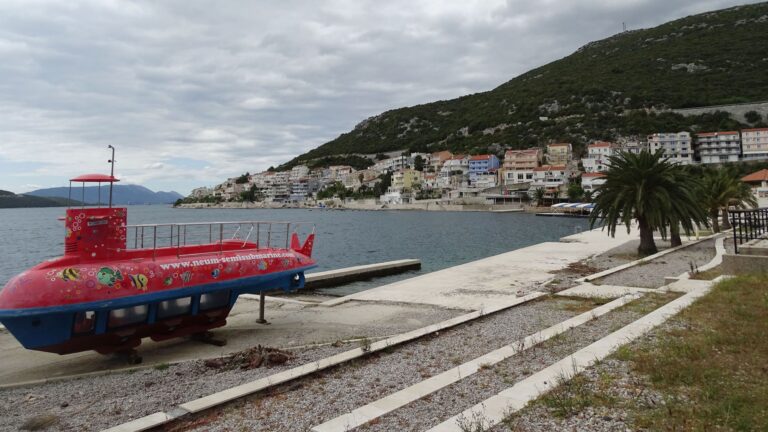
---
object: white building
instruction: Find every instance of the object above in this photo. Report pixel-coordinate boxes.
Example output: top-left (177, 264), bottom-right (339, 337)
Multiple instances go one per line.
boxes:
top-left (647, 132), bottom-right (694, 165)
top-left (696, 131), bottom-right (741, 164)
top-left (327, 165), bottom-right (354, 181)
top-left (438, 156), bottom-right (469, 188)
top-left (470, 172), bottom-right (498, 189)
top-left (582, 141), bottom-right (619, 173)
top-left (372, 156), bottom-right (408, 173)
top-left (409, 152), bottom-right (431, 169)
top-left (581, 172), bottom-right (606, 194)
top-left (290, 165), bottom-right (310, 181)
top-left (740, 128), bottom-right (768, 161)
top-left (380, 190), bottom-right (409, 205)
top-left (503, 169), bottom-right (534, 185)
top-left (289, 179), bottom-right (309, 202)
top-left (620, 140), bottom-right (648, 155)
top-left (266, 183), bottom-right (290, 202)
top-left (532, 165), bottom-right (568, 188)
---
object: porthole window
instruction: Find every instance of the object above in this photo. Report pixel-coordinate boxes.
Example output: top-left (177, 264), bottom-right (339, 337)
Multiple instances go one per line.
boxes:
top-left (73, 311), bottom-right (96, 334)
top-left (157, 297), bottom-right (192, 319)
top-left (108, 305), bottom-right (148, 328)
top-left (199, 291), bottom-right (230, 311)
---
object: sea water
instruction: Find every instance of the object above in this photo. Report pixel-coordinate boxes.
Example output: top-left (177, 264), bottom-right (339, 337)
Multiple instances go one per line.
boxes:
top-left (0, 206), bottom-right (591, 295)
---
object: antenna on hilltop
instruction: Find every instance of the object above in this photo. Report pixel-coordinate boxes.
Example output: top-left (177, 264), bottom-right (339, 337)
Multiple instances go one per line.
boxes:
top-left (107, 145), bottom-right (116, 207)
top-left (622, 22), bottom-right (627, 32)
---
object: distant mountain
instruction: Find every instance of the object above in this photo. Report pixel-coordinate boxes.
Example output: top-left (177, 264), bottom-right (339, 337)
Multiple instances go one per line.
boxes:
top-left (280, 2), bottom-right (768, 169)
top-left (0, 190), bottom-right (86, 208)
top-left (27, 185), bottom-right (183, 205)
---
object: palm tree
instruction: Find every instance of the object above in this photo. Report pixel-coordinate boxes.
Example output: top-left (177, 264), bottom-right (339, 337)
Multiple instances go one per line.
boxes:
top-left (533, 187), bottom-right (546, 207)
top-left (700, 169), bottom-right (758, 232)
top-left (589, 150), bottom-right (704, 256)
top-left (723, 178), bottom-right (758, 229)
top-left (668, 168), bottom-right (709, 246)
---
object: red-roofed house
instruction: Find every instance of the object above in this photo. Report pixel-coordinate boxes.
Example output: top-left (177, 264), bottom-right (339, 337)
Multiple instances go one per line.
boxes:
top-left (468, 154), bottom-right (500, 184)
top-left (581, 172), bottom-right (606, 194)
top-left (429, 150), bottom-right (453, 172)
top-left (742, 169), bottom-right (768, 201)
top-left (502, 148), bottom-right (542, 186)
top-left (696, 131), bottom-right (741, 164)
top-left (741, 128), bottom-right (768, 162)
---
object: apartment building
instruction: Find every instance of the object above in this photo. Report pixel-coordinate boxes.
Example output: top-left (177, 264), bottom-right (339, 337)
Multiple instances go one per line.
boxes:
top-left (696, 131), bottom-right (741, 164)
top-left (582, 141), bottom-right (619, 173)
top-left (502, 148), bottom-right (541, 186)
top-left (741, 128), bottom-right (768, 161)
top-left (546, 143), bottom-right (572, 165)
top-left (647, 132), bottom-right (693, 165)
top-left (392, 169), bottom-right (423, 191)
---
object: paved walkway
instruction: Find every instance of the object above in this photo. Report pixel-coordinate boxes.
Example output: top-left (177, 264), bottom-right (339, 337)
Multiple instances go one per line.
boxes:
top-left (322, 227), bottom-right (638, 310)
top-left (0, 297), bottom-right (457, 386)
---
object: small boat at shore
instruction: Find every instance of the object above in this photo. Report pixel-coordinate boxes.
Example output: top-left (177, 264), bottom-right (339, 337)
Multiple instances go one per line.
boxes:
top-left (0, 150), bottom-right (316, 359)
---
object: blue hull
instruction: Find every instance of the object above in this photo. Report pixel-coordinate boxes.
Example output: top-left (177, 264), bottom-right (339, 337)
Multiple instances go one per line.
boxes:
top-left (0, 266), bottom-right (313, 353)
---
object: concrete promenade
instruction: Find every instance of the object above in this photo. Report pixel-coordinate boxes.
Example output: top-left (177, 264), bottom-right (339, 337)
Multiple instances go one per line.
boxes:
top-left (322, 227), bottom-right (637, 310)
top-left (0, 226), bottom-right (639, 386)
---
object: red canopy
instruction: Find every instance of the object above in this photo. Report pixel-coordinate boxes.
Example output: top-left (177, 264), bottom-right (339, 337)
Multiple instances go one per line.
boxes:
top-left (69, 174), bottom-right (120, 183)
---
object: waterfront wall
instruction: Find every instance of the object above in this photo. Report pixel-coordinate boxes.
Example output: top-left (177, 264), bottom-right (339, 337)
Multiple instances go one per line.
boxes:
top-left (177, 201), bottom-right (525, 212)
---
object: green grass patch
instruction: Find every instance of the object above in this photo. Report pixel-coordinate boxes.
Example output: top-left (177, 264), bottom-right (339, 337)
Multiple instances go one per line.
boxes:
top-left (622, 292), bottom-right (678, 315)
top-left (625, 274), bottom-right (768, 430)
top-left (556, 297), bottom-right (610, 314)
top-left (689, 266), bottom-right (723, 280)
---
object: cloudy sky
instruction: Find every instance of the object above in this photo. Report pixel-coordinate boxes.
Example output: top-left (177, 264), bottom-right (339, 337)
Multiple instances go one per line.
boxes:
top-left (0, 0), bottom-right (759, 195)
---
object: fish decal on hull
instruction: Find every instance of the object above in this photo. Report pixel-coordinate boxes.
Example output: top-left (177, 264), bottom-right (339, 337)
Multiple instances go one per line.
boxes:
top-left (180, 271), bottom-right (192, 283)
top-left (127, 274), bottom-right (148, 291)
top-left (97, 267), bottom-right (123, 287)
top-left (59, 268), bottom-right (80, 282)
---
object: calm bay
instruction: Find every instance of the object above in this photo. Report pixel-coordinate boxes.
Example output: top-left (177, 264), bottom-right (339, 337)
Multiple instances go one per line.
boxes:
top-left (0, 206), bottom-right (591, 295)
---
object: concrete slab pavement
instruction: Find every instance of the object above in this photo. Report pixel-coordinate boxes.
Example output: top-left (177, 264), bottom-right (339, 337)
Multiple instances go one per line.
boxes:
top-left (0, 297), bottom-right (459, 387)
top-left (556, 284), bottom-right (656, 299)
top-left (323, 228), bottom-right (639, 310)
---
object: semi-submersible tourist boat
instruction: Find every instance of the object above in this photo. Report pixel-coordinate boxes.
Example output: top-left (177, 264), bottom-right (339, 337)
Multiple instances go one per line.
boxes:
top-left (0, 151), bottom-right (316, 360)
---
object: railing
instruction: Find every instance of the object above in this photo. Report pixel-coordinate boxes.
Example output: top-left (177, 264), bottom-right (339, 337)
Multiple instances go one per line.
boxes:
top-left (126, 221), bottom-right (315, 259)
top-left (729, 208), bottom-right (768, 254)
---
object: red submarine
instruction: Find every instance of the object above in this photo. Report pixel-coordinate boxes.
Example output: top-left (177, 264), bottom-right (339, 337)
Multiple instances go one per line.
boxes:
top-left (0, 148), bottom-right (316, 360)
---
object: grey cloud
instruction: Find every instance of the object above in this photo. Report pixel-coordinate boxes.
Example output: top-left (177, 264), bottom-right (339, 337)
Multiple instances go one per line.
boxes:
top-left (0, 0), bottom-right (760, 194)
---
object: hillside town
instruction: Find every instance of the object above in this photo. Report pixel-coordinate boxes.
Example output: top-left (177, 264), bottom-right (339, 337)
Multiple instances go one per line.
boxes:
top-left (183, 127), bottom-right (768, 207)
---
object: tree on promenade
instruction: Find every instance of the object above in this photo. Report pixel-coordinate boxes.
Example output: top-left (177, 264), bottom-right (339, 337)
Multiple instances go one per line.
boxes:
top-left (668, 168), bottom-right (709, 246)
top-left (700, 168), bottom-right (758, 232)
top-left (589, 150), bottom-right (703, 256)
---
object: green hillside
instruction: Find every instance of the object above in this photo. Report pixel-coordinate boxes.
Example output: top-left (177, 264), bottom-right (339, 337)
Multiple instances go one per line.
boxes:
top-left (0, 191), bottom-right (85, 208)
top-left (281, 2), bottom-right (768, 169)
